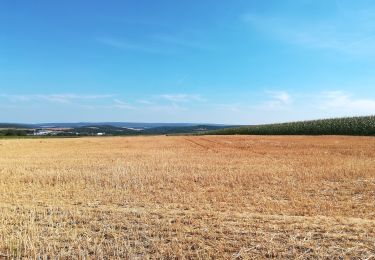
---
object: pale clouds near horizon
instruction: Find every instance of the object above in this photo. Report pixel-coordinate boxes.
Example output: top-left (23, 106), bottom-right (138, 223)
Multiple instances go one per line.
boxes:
top-left (1, 90), bottom-right (374, 124)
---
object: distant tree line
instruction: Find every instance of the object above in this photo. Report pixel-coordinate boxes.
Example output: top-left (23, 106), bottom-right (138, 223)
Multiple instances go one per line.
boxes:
top-left (0, 129), bottom-right (30, 136)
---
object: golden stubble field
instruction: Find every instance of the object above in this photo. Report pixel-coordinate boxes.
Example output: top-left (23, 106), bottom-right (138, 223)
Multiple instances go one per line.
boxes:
top-left (0, 135), bottom-right (374, 259)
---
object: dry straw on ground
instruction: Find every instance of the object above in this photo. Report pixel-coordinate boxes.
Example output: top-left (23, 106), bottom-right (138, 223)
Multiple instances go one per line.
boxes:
top-left (0, 135), bottom-right (374, 258)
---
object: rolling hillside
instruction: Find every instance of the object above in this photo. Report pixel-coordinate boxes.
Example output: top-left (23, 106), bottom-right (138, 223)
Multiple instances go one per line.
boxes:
top-left (0, 123), bottom-right (234, 136)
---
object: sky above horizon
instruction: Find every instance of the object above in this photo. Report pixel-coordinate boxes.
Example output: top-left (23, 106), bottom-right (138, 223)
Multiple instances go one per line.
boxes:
top-left (1, 0), bottom-right (375, 124)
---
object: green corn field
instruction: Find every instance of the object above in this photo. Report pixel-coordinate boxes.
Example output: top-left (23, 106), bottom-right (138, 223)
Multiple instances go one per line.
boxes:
top-left (205, 116), bottom-right (375, 136)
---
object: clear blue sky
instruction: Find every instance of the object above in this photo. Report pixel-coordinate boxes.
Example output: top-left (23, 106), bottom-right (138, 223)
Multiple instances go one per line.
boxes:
top-left (1, 0), bottom-right (375, 124)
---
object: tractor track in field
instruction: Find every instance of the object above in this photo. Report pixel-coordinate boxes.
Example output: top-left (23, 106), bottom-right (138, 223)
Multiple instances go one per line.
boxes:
top-left (198, 137), bottom-right (227, 147)
top-left (185, 137), bottom-right (276, 160)
top-left (183, 138), bottom-right (211, 150)
top-left (184, 138), bottom-right (231, 154)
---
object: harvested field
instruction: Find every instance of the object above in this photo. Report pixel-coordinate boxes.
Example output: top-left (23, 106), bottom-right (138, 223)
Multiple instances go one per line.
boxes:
top-left (0, 135), bottom-right (375, 258)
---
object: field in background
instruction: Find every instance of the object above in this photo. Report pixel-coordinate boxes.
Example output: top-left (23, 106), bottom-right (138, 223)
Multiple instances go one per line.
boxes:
top-left (0, 136), bottom-right (375, 258)
top-left (207, 115), bottom-right (375, 136)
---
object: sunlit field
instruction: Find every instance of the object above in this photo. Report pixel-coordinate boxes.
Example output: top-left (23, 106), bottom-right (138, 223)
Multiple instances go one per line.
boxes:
top-left (0, 136), bottom-right (374, 258)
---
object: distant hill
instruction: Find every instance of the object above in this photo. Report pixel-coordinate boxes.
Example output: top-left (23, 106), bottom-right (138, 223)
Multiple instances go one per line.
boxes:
top-left (0, 123), bottom-right (31, 129)
top-left (143, 125), bottom-right (236, 135)
top-left (32, 122), bottom-right (216, 129)
top-left (57, 124), bottom-right (235, 136)
top-left (63, 125), bottom-right (139, 136)
top-left (204, 116), bottom-right (375, 136)
top-left (0, 122), bottom-right (235, 137)
top-left (5, 116), bottom-right (375, 137)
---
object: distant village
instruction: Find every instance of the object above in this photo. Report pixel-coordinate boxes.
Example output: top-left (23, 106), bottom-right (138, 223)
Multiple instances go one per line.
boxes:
top-left (33, 128), bottom-right (105, 136)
